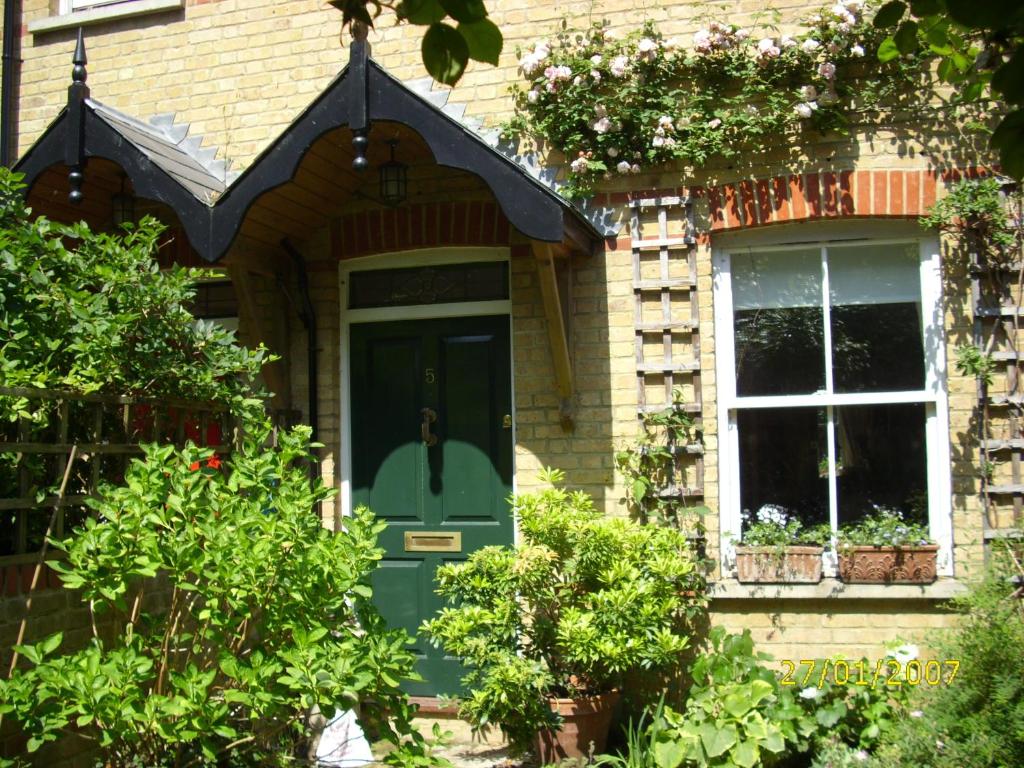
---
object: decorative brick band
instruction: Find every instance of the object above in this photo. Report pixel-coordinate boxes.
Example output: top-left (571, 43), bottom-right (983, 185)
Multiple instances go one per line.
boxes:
top-left (698, 167), bottom-right (991, 235)
top-left (331, 200), bottom-right (512, 260)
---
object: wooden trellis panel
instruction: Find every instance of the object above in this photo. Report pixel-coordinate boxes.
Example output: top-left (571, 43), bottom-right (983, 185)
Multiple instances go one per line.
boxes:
top-left (971, 254), bottom-right (1024, 554)
top-left (0, 386), bottom-right (240, 561)
top-left (630, 194), bottom-right (704, 500)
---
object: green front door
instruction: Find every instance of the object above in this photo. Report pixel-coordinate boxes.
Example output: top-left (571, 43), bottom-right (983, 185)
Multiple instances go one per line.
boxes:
top-left (350, 315), bottom-right (513, 696)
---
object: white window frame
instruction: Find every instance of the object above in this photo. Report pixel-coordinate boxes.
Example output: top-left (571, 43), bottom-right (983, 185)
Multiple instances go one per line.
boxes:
top-left (712, 222), bottom-right (953, 577)
top-left (62, 0), bottom-right (135, 11)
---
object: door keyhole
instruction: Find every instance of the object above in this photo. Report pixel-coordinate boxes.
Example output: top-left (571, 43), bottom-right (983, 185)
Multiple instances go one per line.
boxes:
top-left (421, 407), bottom-right (439, 446)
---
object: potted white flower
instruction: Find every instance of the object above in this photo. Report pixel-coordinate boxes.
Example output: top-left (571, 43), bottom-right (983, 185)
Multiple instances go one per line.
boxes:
top-left (734, 505), bottom-right (831, 583)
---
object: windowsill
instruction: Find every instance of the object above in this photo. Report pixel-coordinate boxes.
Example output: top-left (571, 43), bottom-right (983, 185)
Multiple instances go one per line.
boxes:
top-left (710, 577), bottom-right (966, 601)
top-left (28, 0), bottom-right (184, 35)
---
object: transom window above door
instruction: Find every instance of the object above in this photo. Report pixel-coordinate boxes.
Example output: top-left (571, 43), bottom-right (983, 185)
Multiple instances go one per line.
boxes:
top-left (713, 233), bottom-right (952, 574)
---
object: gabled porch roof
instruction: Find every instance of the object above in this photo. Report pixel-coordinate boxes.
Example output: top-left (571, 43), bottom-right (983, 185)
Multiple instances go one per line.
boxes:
top-left (14, 29), bottom-right (603, 262)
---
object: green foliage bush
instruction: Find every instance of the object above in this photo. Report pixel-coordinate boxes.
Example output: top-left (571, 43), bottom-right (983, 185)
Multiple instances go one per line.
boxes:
top-left (870, 568), bottom-right (1024, 768)
top-left (602, 630), bottom-right (913, 767)
top-left (0, 424), bottom-right (443, 767)
top-left (421, 468), bottom-right (707, 753)
top-left (0, 168), bottom-right (268, 425)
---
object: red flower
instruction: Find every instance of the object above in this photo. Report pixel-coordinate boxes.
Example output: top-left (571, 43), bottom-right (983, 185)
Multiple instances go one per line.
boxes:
top-left (207, 455), bottom-right (222, 470)
top-left (189, 461), bottom-right (201, 471)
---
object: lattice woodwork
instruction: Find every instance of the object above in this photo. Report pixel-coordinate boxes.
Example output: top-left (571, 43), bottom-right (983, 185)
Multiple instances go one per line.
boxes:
top-left (629, 195), bottom-right (703, 500)
top-left (971, 252), bottom-right (1024, 556)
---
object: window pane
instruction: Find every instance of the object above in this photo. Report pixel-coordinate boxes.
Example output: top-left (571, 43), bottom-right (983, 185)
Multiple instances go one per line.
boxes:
top-left (732, 249), bottom-right (824, 396)
top-left (834, 403), bottom-right (928, 527)
top-left (738, 407), bottom-right (829, 531)
top-left (829, 244), bottom-right (924, 393)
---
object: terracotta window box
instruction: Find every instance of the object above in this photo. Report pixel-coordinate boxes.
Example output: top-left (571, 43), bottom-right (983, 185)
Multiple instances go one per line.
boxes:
top-left (837, 544), bottom-right (939, 584)
top-left (735, 545), bottom-right (824, 584)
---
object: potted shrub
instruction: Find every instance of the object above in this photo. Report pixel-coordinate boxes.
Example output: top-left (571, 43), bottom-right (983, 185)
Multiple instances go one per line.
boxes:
top-left (837, 506), bottom-right (937, 584)
top-left (421, 468), bottom-right (707, 762)
top-left (734, 506), bottom-right (831, 583)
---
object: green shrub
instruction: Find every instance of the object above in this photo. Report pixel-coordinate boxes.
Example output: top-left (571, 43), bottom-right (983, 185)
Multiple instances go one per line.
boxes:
top-left (0, 423), bottom-right (445, 767)
top-left (870, 569), bottom-right (1024, 768)
top-left (421, 468), bottom-right (707, 753)
top-left (0, 168), bottom-right (268, 425)
top-left (650, 628), bottom-right (815, 768)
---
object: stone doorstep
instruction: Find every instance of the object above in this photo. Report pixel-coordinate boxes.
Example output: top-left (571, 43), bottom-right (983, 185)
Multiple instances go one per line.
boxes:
top-left (408, 699), bottom-right (521, 768)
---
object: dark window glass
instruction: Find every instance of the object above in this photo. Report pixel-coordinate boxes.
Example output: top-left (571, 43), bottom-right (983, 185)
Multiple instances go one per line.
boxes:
top-left (829, 244), bottom-right (924, 393)
top-left (349, 262), bottom-right (509, 309)
top-left (732, 249), bottom-right (825, 396)
top-left (738, 407), bottom-right (830, 530)
top-left (835, 403), bottom-right (928, 527)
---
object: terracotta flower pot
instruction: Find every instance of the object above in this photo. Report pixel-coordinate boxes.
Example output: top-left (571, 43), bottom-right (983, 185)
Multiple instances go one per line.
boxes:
top-left (532, 691), bottom-right (620, 763)
top-left (735, 545), bottom-right (824, 583)
top-left (837, 544), bottom-right (938, 584)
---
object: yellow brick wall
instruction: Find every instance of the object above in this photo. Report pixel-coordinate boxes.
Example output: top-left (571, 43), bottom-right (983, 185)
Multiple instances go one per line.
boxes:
top-left (7, 0), bottom-right (995, 668)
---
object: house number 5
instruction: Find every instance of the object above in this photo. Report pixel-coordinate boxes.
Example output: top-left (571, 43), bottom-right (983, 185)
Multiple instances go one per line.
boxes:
top-left (425, 368), bottom-right (436, 384)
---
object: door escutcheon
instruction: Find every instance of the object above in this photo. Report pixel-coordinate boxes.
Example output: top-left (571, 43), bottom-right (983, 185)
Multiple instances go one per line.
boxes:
top-left (421, 407), bottom-right (438, 446)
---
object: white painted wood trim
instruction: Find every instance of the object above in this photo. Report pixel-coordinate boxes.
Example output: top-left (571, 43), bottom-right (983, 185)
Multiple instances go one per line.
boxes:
top-left (31, 0), bottom-right (183, 33)
top-left (714, 234), bottom-right (954, 577)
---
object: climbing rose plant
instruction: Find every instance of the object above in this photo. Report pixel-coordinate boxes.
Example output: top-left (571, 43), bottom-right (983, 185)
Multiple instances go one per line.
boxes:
top-left (506, 1), bottom-right (937, 197)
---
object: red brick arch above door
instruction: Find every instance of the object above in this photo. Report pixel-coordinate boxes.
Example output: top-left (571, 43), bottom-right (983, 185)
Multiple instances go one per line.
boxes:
top-left (331, 201), bottom-right (513, 260)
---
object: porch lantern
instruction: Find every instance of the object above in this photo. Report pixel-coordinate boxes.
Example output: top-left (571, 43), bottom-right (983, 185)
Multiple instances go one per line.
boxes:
top-left (378, 139), bottom-right (407, 207)
top-left (111, 174), bottom-right (135, 225)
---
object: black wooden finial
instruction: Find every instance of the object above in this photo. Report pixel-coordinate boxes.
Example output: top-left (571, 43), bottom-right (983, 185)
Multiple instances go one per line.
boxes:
top-left (66, 29), bottom-right (90, 204)
top-left (347, 21), bottom-right (371, 171)
top-left (72, 27), bottom-right (87, 85)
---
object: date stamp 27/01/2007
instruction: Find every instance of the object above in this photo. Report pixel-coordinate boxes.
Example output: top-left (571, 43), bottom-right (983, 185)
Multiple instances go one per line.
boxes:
top-left (778, 659), bottom-right (960, 689)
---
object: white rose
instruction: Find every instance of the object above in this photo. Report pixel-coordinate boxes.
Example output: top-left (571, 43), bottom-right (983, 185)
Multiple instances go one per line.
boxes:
top-left (801, 39), bottom-right (820, 53)
top-left (590, 54), bottom-right (602, 66)
top-left (800, 84), bottom-right (818, 100)
top-left (794, 102), bottom-right (815, 118)
top-left (850, 43), bottom-right (865, 57)
top-left (616, 160), bottom-right (632, 173)
top-left (818, 61), bottom-right (837, 80)
top-left (607, 146), bottom-right (619, 158)
top-left (526, 88), bottom-right (540, 104)
top-left (781, 36), bottom-right (798, 48)
top-left (693, 29), bottom-right (713, 53)
top-left (708, 118), bottom-right (722, 129)
top-left (610, 55), bottom-right (629, 77)
top-left (592, 117), bottom-right (612, 134)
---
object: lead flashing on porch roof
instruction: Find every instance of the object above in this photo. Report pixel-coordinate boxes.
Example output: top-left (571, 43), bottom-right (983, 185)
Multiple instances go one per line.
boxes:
top-left (88, 101), bottom-right (235, 203)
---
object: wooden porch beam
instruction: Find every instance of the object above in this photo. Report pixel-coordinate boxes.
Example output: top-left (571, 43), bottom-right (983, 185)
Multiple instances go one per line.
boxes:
top-left (532, 241), bottom-right (574, 431)
top-left (227, 265), bottom-right (288, 412)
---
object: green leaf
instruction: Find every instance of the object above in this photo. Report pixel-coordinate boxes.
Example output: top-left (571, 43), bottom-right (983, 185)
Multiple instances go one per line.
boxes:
top-left (992, 49), bottom-right (1024, 104)
top-left (398, 0), bottom-right (446, 25)
top-left (723, 692), bottom-right (752, 718)
top-left (873, 1), bottom-right (907, 28)
top-left (894, 20), bottom-right (919, 55)
top-left (458, 19), bottom-right (502, 65)
top-left (422, 22), bottom-right (469, 85)
top-left (439, 0), bottom-right (487, 23)
top-left (992, 109), bottom-right (1024, 180)
top-left (909, 0), bottom-right (942, 14)
top-left (731, 740), bottom-right (760, 768)
top-left (878, 36), bottom-right (901, 62)
top-left (653, 738), bottom-right (687, 768)
top-left (699, 722), bottom-right (738, 758)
